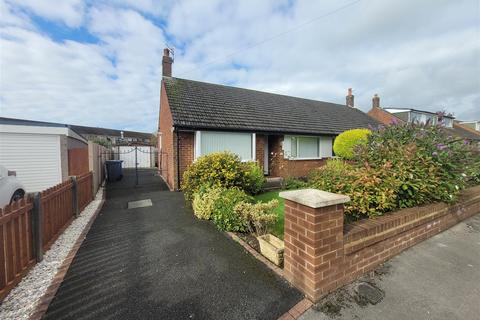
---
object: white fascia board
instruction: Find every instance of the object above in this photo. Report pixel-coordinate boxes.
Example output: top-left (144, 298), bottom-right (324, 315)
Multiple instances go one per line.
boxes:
top-left (0, 124), bottom-right (69, 135)
top-left (0, 124), bottom-right (87, 143)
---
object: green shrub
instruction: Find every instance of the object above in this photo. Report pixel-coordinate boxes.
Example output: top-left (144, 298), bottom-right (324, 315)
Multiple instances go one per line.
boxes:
top-left (309, 160), bottom-right (398, 218)
top-left (283, 177), bottom-right (308, 190)
top-left (234, 200), bottom-right (279, 235)
top-left (182, 152), bottom-right (265, 200)
top-left (243, 161), bottom-right (266, 195)
top-left (333, 128), bottom-right (371, 159)
top-left (309, 124), bottom-right (479, 219)
top-left (357, 123), bottom-right (479, 205)
top-left (308, 159), bottom-right (354, 191)
top-left (211, 188), bottom-right (253, 232)
top-left (192, 185), bottom-right (222, 220)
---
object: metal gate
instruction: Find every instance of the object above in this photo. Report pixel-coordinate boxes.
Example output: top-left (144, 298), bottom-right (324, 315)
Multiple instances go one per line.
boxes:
top-left (117, 146), bottom-right (154, 168)
top-left (100, 146), bottom-right (160, 187)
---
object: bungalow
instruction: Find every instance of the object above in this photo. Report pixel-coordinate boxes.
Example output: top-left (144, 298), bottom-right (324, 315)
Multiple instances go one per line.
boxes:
top-left (367, 95), bottom-right (480, 142)
top-left (157, 49), bottom-right (379, 190)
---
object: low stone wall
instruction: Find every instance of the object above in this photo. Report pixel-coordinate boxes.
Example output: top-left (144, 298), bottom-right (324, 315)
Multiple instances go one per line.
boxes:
top-left (280, 185), bottom-right (480, 301)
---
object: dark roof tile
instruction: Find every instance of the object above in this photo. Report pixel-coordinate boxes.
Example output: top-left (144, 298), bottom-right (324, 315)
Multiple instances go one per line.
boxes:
top-left (164, 77), bottom-right (379, 135)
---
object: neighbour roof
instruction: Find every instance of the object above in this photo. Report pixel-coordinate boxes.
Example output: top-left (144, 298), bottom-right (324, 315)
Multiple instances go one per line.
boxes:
top-left (384, 108), bottom-right (454, 118)
top-left (0, 117), bottom-right (151, 140)
top-left (163, 77), bottom-right (379, 135)
top-left (69, 125), bottom-right (151, 140)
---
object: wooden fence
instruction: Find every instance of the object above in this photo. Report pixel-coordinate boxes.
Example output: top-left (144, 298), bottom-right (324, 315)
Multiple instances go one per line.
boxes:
top-left (0, 171), bottom-right (94, 301)
top-left (68, 148), bottom-right (89, 176)
top-left (0, 199), bottom-right (36, 302)
top-left (77, 172), bottom-right (93, 211)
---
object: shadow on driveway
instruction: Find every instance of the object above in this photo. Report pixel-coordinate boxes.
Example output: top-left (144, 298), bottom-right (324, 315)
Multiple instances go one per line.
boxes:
top-left (43, 169), bottom-right (302, 320)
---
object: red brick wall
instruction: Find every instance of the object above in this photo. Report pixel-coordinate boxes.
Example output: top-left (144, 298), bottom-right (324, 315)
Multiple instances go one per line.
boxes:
top-left (283, 185), bottom-right (480, 301)
top-left (178, 132), bottom-right (194, 189)
top-left (158, 81), bottom-right (175, 190)
top-left (256, 134), bottom-right (266, 173)
top-left (367, 107), bottom-right (404, 126)
top-left (269, 135), bottom-right (327, 178)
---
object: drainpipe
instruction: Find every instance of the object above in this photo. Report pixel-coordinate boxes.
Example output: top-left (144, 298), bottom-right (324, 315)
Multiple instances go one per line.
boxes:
top-left (175, 127), bottom-right (180, 191)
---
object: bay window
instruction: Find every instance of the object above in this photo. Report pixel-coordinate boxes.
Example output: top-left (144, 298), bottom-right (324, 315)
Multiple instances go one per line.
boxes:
top-left (283, 135), bottom-right (333, 159)
top-left (195, 131), bottom-right (255, 161)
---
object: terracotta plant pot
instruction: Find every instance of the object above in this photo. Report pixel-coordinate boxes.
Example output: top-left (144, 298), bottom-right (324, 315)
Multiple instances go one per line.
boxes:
top-left (257, 234), bottom-right (284, 267)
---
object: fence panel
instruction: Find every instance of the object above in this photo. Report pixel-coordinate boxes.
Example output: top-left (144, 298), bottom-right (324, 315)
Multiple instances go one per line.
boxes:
top-left (0, 199), bottom-right (35, 301)
top-left (41, 180), bottom-right (75, 251)
top-left (1, 171), bottom-right (95, 301)
top-left (68, 148), bottom-right (89, 176)
top-left (78, 172), bottom-right (93, 211)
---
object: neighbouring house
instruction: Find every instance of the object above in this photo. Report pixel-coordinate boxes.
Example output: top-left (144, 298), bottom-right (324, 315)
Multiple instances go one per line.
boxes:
top-left (0, 117), bottom-right (88, 192)
top-left (157, 48), bottom-right (379, 190)
top-left (69, 124), bottom-right (152, 146)
top-left (458, 120), bottom-right (480, 132)
top-left (366, 95), bottom-right (480, 143)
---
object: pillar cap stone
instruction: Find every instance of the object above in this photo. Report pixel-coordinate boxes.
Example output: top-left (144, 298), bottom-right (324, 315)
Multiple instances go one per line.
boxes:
top-left (279, 189), bottom-right (350, 209)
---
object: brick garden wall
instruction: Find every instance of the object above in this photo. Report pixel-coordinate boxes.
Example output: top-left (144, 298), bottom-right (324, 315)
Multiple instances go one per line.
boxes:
top-left (282, 185), bottom-right (480, 301)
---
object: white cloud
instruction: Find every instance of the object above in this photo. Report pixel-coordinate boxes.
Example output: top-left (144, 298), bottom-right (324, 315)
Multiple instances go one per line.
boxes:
top-left (0, 0), bottom-right (479, 132)
top-left (5, 0), bottom-right (85, 27)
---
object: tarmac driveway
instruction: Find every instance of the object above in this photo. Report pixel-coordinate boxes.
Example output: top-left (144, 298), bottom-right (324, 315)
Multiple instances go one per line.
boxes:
top-left (43, 169), bottom-right (302, 320)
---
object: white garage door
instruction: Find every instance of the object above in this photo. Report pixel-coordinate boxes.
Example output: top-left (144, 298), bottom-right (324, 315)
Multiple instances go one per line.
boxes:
top-left (0, 132), bottom-right (62, 192)
top-left (118, 146), bottom-right (152, 168)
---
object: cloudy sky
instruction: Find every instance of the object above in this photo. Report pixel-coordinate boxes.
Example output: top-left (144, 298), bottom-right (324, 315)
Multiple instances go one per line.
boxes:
top-left (0, 0), bottom-right (479, 132)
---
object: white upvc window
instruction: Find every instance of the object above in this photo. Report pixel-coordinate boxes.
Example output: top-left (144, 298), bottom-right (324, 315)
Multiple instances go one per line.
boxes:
top-left (195, 131), bottom-right (256, 161)
top-left (283, 135), bottom-right (333, 160)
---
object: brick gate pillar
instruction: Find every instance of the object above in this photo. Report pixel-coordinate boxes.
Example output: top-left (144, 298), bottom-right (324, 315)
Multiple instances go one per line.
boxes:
top-left (280, 189), bottom-right (350, 301)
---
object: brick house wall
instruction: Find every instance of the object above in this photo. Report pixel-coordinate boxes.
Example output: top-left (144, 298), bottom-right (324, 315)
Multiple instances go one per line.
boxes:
top-left (178, 131), bottom-right (194, 189)
top-left (255, 134), bottom-right (266, 173)
top-left (367, 107), bottom-right (404, 126)
top-left (158, 81), bottom-right (175, 189)
top-left (269, 135), bottom-right (327, 178)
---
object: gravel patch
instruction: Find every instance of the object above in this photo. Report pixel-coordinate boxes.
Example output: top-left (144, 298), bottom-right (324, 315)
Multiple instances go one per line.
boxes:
top-left (0, 187), bottom-right (105, 320)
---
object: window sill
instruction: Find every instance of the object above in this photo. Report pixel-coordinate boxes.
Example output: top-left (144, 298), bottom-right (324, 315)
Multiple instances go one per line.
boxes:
top-left (284, 157), bottom-right (330, 161)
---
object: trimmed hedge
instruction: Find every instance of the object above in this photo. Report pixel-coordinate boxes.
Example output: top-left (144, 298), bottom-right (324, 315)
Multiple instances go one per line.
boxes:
top-left (333, 128), bottom-right (370, 160)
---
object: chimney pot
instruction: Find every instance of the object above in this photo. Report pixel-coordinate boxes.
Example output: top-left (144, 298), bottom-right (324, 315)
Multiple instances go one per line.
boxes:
top-left (346, 88), bottom-right (354, 108)
top-left (162, 48), bottom-right (173, 77)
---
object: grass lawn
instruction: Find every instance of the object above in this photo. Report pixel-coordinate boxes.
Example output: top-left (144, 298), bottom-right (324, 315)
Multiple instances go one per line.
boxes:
top-left (254, 190), bottom-right (284, 239)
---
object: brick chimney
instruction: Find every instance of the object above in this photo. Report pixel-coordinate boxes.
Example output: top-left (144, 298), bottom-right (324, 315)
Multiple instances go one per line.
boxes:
top-left (162, 48), bottom-right (173, 77)
top-left (372, 93), bottom-right (380, 108)
top-left (346, 88), bottom-right (354, 107)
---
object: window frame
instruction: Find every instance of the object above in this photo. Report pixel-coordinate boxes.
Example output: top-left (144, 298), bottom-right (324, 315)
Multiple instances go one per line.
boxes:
top-left (283, 135), bottom-right (333, 160)
top-left (194, 130), bottom-right (256, 162)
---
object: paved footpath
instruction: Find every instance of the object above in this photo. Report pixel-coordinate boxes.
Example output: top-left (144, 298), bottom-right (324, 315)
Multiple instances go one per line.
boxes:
top-left (42, 169), bottom-right (302, 320)
top-left (300, 213), bottom-right (480, 320)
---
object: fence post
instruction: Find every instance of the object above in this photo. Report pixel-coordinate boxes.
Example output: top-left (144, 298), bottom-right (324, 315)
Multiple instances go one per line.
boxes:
top-left (90, 172), bottom-right (95, 201)
top-left (71, 176), bottom-right (79, 217)
top-left (31, 192), bottom-right (44, 262)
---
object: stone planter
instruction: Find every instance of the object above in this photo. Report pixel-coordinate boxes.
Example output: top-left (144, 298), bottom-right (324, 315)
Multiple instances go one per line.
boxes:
top-left (257, 234), bottom-right (284, 267)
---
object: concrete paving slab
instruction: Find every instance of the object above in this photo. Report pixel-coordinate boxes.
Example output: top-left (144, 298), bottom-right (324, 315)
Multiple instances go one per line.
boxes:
top-left (127, 199), bottom-right (152, 209)
top-left (300, 213), bottom-right (480, 320)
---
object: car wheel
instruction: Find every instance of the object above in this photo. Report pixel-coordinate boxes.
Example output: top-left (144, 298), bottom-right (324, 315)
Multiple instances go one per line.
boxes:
top-left (10, 189), bottom-right (25, 204)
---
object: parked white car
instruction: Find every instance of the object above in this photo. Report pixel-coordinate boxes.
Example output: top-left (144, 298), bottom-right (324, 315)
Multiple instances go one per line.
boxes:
top-left (0, 165), bottom-right (26, 207)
